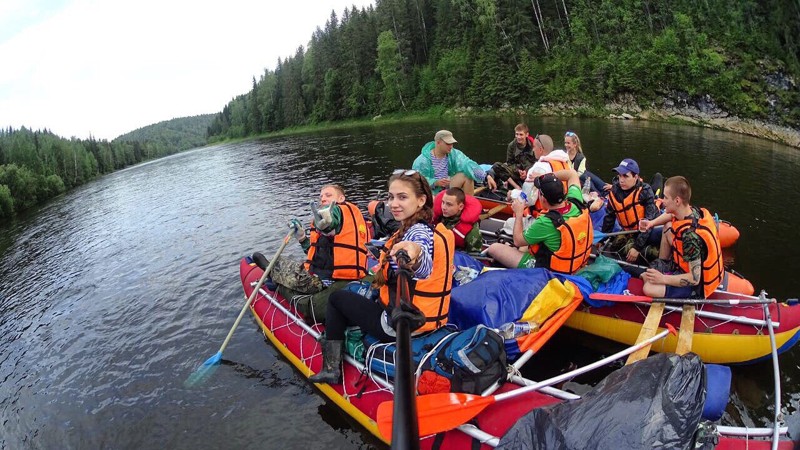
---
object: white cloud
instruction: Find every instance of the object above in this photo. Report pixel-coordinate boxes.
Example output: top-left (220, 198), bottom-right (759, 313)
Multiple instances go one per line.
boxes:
top-left (0, 0), bottom-right (374, 140)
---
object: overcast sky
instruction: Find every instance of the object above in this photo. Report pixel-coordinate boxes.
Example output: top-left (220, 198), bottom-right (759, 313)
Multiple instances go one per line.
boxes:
top-left (0, 0), bottom-right (374, 140)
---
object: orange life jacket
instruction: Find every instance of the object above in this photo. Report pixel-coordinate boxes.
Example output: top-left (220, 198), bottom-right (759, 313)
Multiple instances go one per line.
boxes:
top-left (671, 207), bottom-right (724, 298)
top-left (432, 190), bottom-right (481, 249)
top-left (607, 183), bottom-right (646, 230)
top-left (527, 196), bottom-right (548, 219)
top-left (378, 223), bottom-right (454, 333)
top-left (304, 202), bottom-right (369, 280)
top-left (543, 159), bottom-right (571, 193)
top-left (526, 159), bottom-right (569, 218)
top-left (532, 198), bottom-right (594, 274)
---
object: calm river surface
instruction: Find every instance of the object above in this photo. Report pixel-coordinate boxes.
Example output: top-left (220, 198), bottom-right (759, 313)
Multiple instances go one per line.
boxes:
top-left (1, 117), bottom-right (800, 449)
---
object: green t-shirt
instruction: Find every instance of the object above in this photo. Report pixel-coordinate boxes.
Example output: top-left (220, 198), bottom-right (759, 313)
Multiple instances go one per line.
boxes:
top-left (523, 185), bottom-right (584, 252)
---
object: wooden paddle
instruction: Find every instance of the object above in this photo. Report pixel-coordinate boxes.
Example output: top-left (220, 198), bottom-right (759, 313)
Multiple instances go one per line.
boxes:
top-left (479, 203), bottom-right (507, 220)
top-left (377, 325), bottom-right (676, 438)
top-left (185, 231), bottom-right (292, 387)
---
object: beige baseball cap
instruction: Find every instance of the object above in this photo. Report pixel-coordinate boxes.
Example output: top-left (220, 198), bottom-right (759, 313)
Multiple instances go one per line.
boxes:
top-left (434, 130), bottom-right (457, 144)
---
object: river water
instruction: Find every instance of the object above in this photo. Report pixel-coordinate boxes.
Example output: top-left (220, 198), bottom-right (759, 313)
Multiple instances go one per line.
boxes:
top-left (1, 117), bottom-right (799, 449)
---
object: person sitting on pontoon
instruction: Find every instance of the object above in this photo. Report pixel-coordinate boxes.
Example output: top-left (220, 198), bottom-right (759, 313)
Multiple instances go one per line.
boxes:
top-left (601, 158), bottom-right (661, 263)
top-left (309, 170), bottom-right (454, 384)
top-left (638, 176), bottom-right (724, 299)
top-left (485, 123), bottom-right (537, 191)
top-left (413, 130), bottom-right (487, 196)
top-left (433, 187), bottom-right (483, 254)
top-left (487, 169), bottom-right (593, 274)
top-left (252, 184), bottom-right (369, 323)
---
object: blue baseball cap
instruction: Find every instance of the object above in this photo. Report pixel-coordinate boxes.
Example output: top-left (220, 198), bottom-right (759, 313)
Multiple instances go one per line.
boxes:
top-left (612, 158), bottom-right (640, 175)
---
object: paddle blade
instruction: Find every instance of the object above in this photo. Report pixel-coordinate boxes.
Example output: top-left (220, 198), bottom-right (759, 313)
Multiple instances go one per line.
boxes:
top-left (377, 393), bottom-right (495, 439)
top-left (184, 351), bottom-right (222, 388)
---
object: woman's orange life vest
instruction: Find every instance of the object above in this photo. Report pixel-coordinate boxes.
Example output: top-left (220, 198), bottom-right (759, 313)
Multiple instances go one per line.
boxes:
top-left (526, 160), bottom-right (569, 218)
top-left (304, 202), bottom-right (369, 281)
top-left (542, 159), bottom-right (571, 192)
top-left (378, 223), bottom-right (455, 333)
top-left (607, 183), bottom-right (646, 230)
top-left (531, 198), bottom-right (594, 274)
top-left (671, 207), bottom-right (724, 298)
top-left (432, 190), bottom-right (481, 249)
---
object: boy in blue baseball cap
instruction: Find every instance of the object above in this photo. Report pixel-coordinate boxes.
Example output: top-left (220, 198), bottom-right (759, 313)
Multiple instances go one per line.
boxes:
top-left (600, 158), bottom-right (661, 263)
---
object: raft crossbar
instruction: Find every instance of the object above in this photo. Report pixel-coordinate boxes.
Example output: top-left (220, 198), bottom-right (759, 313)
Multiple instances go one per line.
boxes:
top-left (653, 303), bottom-right (779, 328)
top-left (253, 283), bottom-right (789, 447)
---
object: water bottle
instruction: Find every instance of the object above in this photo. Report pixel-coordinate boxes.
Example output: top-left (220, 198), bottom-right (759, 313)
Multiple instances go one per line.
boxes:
top-left (510, 189), bottom-right (528, 203)
top-left (581, 177), bottom-right (592, 196)
top-left (453, 266), bottom-right (479, 286)
top-left (496, 321), bottom-right (540, 339)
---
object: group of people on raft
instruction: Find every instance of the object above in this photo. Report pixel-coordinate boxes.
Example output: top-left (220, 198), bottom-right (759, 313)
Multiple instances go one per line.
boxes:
top-left (252, 126), bottom-right (725, 384)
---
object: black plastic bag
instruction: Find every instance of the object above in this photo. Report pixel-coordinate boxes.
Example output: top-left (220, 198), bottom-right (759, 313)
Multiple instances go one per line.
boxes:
top-left (498, 353), bottom-right (706, 450)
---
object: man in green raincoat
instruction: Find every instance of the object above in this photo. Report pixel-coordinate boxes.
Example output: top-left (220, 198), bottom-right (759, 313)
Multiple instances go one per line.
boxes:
top-left (412, 130), bottom-right (486, 195)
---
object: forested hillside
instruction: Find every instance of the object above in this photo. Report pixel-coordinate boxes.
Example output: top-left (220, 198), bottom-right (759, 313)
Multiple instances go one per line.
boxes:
top-left (0, 116), bottom-right (210, 222)
top-left (207, 0), bottom-right (799, 142)
top-left (115, 114), bottom-right (214, 154)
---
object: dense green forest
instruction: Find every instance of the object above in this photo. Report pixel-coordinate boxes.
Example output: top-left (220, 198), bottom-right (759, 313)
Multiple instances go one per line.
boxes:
top-left (0, 114), bottom-right (211, 222)
top-left (115, 114), bottom-right (214, 154)
top-left (207, 0), bottom-right (799, 141)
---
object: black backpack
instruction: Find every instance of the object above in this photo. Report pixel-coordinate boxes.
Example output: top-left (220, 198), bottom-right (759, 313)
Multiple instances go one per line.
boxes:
top-left (416, 325), bottom-right (507, 395)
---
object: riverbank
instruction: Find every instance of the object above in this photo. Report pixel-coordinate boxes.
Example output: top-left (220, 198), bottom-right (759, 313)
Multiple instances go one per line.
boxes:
top-left (534, 98), bottom-right (800, 149)
top-left (232, 103), bottom-right (800, 150)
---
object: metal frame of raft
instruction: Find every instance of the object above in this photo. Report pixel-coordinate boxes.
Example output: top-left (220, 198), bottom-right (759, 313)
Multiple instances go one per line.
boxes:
top-left (241, 259), bottom-right (792, 449)
top-left (476, 215), bottom-right (800, 364)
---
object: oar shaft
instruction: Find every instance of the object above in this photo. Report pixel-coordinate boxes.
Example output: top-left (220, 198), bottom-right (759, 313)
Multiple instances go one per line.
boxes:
top-left (590, 293), bottom-right (775, 305)
top-left (494, 327), bottom-right (672, 402)
top-left (597, 228), bottom-right (639, 238)
top-left (218, 234), bottom-right (291, 354)
top-left (605, 225), bottom-right (663, 237)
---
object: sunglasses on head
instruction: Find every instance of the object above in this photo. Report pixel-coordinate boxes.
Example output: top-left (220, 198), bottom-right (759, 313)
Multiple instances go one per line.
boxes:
top-left (565, 131), bottom-right (577, 137)
top-left (393, 169), bottom-right (418, 176)
top-left (534, 134), bottom-right (544, 147)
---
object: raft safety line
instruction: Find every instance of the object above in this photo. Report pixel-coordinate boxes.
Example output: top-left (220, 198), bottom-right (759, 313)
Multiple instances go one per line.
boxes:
top-left (253, 283), bottom-right (789, 446)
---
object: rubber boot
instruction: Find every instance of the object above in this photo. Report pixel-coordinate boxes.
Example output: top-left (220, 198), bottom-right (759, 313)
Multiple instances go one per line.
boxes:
top-left (309, 339), bottom-right (343, 384)
top-left (251, 252), bottom-right (277, 291)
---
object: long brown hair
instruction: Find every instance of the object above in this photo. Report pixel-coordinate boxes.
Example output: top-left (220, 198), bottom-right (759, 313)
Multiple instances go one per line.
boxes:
top-left (373, 171), bottom-right (433, 287)
top-left (390, 171), bottom-right (433, 236)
